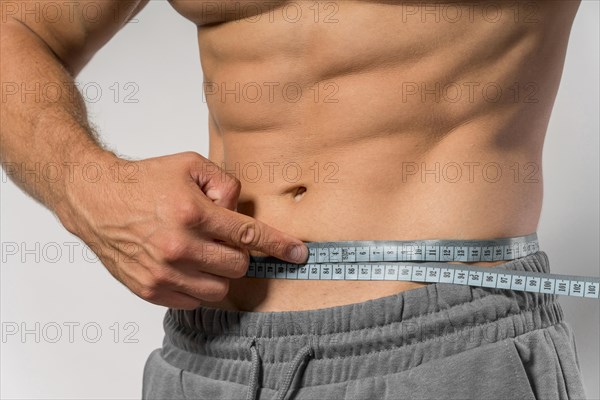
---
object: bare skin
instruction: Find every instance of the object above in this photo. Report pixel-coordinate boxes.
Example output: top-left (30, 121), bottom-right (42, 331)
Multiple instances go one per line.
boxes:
top-left (174, 0), bottom-right (581, 311)
top-left (0, 1), bottom-right (580, 312)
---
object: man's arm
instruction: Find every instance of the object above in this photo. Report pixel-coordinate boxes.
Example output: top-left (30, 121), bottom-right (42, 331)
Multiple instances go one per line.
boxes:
top-left (0, 0), bottom-right (308, 309)
top-left (0, 0), bottom-right (148, 209)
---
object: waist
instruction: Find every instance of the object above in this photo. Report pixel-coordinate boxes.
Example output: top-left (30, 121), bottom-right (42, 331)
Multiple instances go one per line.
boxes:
top-left (162, 252), bottom-right (563, 389)
top-left (210, 145), bottom-right (544, 310)
top-left (211, 235), bottom-right (542, 312)
top-left (234, 186), bottom-right (542, 246)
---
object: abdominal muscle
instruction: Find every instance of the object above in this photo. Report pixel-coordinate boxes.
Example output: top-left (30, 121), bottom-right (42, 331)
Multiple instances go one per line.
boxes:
top-left (176, 0), bottom-right (580, 311)
top-left (211, 132), bottom-right (543, 311)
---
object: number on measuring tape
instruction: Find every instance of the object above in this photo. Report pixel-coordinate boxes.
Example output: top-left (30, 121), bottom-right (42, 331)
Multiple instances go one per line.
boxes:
top-left (426, 267), bottom-right (440, 283)
top-left (440, 268), bottom-right (454, 283)
top-left (525, 277), bottom-right (541, 293)
top-left (342, 247), bottom-right (356, 262)
top-left (540, 278), bottom-right (555, 294)
top-left (357, 247), bottom-right (370, 262)
top-left (584, 282), bottom-right (599, 298)
top-left (385, 265), bottom-right (399, 280)
top-left (297, 265), bottom-right (309, 280)
top-left (384, 246), bottom-right (398, 261)
top-left (511, 275), bottom-right (526, 291)
top-left (570, 281), bottom-right (584, 297)
top-left (454, 270), bottom-right (468, 286)
top-left (372, 265), bottom-right (385, 280)
top-left (556, 279), bottom-right (569, 295)
top-left (468, 271), bottom-right (483, 286)
top-left (359, 265), bottom-right (371, 280)
top-left (468, 247), bottom-right (482, 262)
top-left (346, 265), bottom-right (358, 280)
top-left (413, 266), bottom-right (426, 282)
top-left (332, 265), bottom-right (344, 280)
top-left (399, 266), bottom-right (412, 281)
top-left (330, 248), bottom-right (342, 262)
top-left (482, 272), bottom-right (497, 288)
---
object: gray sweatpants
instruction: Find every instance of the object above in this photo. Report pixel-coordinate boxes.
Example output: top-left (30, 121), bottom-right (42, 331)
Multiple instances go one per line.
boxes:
top-left (142, 251), bottom-right (587, 400)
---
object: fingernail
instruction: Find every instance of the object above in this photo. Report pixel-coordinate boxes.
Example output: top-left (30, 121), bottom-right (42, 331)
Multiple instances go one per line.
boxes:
top-left (287, 244), bottom-right (308, 263)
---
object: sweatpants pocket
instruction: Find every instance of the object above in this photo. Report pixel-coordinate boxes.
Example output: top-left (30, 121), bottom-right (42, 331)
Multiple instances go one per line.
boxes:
top-left (513, 322), bottom-right (587, 400)
top-left (142, 348), bottom-right (251, 400)
top-left (180, 370), bottom-right (248, 400)
top-left (344, 338), bottom-right (538, 400)
top-left (142, 348), bottom-right (186, 400)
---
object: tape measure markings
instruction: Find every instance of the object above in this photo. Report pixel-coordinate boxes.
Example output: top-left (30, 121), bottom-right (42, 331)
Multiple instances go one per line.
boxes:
top-left (246, 261), bottom-right (599, 299)
top-left (246, 234), bottom-right (599, 300)
top-left (252, 233), bottom-right (540, 264)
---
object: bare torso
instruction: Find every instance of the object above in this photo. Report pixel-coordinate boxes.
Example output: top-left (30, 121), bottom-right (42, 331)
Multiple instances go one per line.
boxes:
top-left (167, 0), bottom-right (579, 311)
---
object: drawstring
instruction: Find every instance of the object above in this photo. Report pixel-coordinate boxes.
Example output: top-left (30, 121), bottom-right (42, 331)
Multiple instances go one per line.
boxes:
top-left (274, 344), bottom-right (314, 400)
top-left (246, 337), bottom-right (315, 400)
top-left (246, 338), bottom-right (261, 400)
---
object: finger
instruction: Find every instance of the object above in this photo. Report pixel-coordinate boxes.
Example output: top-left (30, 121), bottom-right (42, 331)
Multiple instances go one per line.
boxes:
top-left (134, 263), bottom-right (230, 305)
top-left (151, 230), bottom-right (250, 278)
top-left (204, 205), bottom-right (309, 264)
top-left (156, 291), bottom-right (204, 310)
top-left (168, 270), bottom-right (230, 303)
top-left (174, 240), bottom-right (250, 279)
top-left (187, 155), bottom-right (241, 211)
top-left (198, 241), bottom-right (250, 278)
top-left (130, 278), bottom-right (203, 310)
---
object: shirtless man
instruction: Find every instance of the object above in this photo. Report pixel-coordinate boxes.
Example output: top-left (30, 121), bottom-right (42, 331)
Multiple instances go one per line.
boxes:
top-left (0, 1), bottom-right (588, 399)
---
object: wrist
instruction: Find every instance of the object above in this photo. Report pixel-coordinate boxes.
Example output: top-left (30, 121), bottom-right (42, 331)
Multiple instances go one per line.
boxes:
top-left (53, 147), bottom-right (121, 233)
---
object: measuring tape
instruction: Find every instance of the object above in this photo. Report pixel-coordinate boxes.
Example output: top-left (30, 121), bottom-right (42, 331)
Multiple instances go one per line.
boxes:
top-left (247, 233), bottom-right (600, 300)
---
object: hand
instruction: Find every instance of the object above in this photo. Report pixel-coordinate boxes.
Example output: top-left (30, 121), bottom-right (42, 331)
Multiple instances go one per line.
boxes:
top-left (56, 151), bottom-right (308, 309)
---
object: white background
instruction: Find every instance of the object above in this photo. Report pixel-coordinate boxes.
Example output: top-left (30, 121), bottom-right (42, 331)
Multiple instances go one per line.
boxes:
top-left (1, 1), bottom-right (598, 399)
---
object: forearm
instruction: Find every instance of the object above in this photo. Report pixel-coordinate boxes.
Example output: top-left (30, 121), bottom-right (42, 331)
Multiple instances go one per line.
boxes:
top-left (0, 18), bottom-right (116, 215)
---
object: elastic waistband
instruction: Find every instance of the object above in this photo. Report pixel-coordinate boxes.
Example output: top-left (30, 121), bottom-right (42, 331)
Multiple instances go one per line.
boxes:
top-left (161, 251), bottom-right (564, 388)
top-left (166, 251), bottom-right (557, 339)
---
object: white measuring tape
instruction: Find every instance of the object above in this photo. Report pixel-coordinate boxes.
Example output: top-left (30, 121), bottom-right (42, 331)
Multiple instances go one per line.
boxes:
top-left (247, 233), bottom-right (600, 300)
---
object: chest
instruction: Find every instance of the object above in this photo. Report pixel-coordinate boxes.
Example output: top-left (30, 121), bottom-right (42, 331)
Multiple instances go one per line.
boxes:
top-left (167, 0), bottom-right (519, 26)
top-left (167, 0), bottom-right (296, 25)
